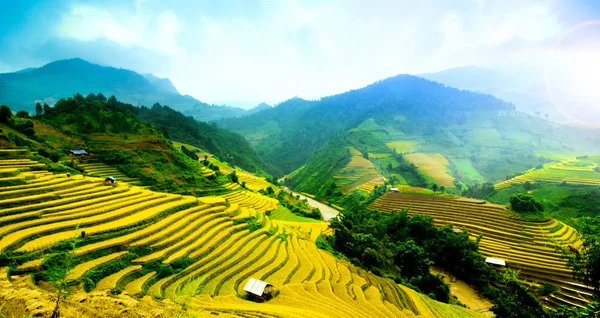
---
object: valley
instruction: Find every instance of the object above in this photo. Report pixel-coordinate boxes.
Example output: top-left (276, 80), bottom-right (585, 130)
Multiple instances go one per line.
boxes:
top-left (0, 59), bottom-right (599, 318)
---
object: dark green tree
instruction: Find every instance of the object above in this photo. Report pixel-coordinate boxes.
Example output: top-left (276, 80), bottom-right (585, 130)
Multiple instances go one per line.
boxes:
top-left (510, 194), bottom-right (544, 213)
top-left (491, 270), bottom-right (551, 318)
top-left (16, 110), bottom-right (30, 118)
top-left (35, 102), bottom-right (43, 116)
top-left (0, 105), bottom-right (12, 124)
top-left (229, 170), bottom-right (239, 183)
top-left (431, 183), bottom-right (438, 192)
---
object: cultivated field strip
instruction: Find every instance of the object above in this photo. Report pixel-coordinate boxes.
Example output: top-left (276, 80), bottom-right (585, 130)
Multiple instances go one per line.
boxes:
top-left (78, 162), bottom-right (141, 185)
top-left (371, 192), bottom-right (594, 308)
top-left (220, 190), bottom-right (278, 213)
top-left (0, 163), bottom-right (483, 317)
top-left (495, 158), bottom-right (600, 189)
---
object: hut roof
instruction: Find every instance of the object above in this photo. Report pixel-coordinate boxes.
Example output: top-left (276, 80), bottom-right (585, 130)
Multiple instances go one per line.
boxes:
top-left (485, 257), bottom-right (506, 266)
top-left (105, 176), bottom-right (116, 181)
top-left (244, 278), bottom-right (270, 296)
top-left (69, 150), bottom-right (88, 155)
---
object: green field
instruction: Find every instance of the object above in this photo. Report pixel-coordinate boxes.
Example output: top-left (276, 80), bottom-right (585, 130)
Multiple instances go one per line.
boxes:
top-left (450, 158), bottom-right (485, 183)
top-left (386, 140), bottom-right (418, 153)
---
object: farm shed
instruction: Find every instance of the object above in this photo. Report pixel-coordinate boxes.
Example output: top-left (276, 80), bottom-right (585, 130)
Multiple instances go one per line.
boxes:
top-left (104, 176), bottom-right (116, 184)
top-left (244, 278), bottom-right (275, 301)
top-left (485, 257), bottom-right (507, 267)
top-left (69, 149), bottom-right (88, 156)
top-left (390, 188), bottom-right (400, 193)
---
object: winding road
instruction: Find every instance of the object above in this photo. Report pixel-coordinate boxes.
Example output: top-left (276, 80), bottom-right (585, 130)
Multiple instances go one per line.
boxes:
top-left (282, 187), bottom-right (340, 221)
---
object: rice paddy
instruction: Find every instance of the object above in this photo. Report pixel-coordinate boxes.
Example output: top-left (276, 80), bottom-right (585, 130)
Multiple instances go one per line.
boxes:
top-left (371, 191), bottom-right (592, 309)
top-left (495, 157), bottom-right (600, 189)
top-left (0, 157), bottom-right (483, 317)
top-left (386, 140), bottom-right (419, 154)
top-left (405, 153), bottom-right (455, 187)
top-left (333, 148), bottom-right (386, 194)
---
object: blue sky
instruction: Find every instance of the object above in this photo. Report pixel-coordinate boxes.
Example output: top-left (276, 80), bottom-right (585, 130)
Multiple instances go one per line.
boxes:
top-left (0, 0), bottom-right (599, 108)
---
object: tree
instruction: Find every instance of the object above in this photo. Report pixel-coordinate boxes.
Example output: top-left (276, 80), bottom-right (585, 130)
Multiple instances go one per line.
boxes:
top-left (509, 194), bottom-right (544, 213)
top-left (16, 110), bottom-right (30, 118)
top-left (491, 270), bottom-right (551, 318)
top-left (229, 170), bottom-right (239, 183)
top-left (46, 230), bottom-right (80, 318)
top-left (0, 105), bottom-right (12, 124)
top-left (431, 184), bottom-right (438, 192)
top-left (43, 103), bottom-right (51, 115)
top-left (394, 240), bottom-right (431, 278)
top-left (35, 102), bottom-right (43, 116)
top-left (562, 222), bottom-right (600, 298)
top-left (439, 185), bottom-right (445, 193)
top-left (241, 181), bottom-right (247, 188)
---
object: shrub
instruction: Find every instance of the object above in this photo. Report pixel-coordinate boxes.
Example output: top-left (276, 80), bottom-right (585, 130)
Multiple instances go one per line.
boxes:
top-left (538, 283), bottom-right (558, 296)
top-left (510, 194), bottom-right (544, 213)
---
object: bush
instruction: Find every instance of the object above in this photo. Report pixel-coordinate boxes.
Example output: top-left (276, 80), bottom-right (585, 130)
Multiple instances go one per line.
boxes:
top-left (510, 194), bottom-right (544, 213)
top-left (538, 283), bottom-right (558, 296)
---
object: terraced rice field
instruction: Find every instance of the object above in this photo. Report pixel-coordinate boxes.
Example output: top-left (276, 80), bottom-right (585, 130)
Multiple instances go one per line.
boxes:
top-left (371, 192), bottom-right (593, 309)
top-left (405, 153), bottom-right (455, 188)
top-left (386, 140), bottom-right (418, 153)
top-left (495, 157), bottom-right (600, 189)
top-left (0, 158), bottom-right (483, 317)
top-left (220, 190), bottom-right (278, 213)
top-left (334, 148), bottom-right (385, 193)
top-left (78, 162), bottom-right (141, 185)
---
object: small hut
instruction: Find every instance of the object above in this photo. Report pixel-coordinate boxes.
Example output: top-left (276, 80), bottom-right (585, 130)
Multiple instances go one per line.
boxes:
top-left (104, 176), bottom-right (116, 185)
top-left (390, 188), bottom-right (400, 193)
top-left (69, 150), bottom-right (88, 156)
top-left (243, 278), bottom-right (275, 301)
top-left (452, 226), bottom-right (465, 234)
top-left (485, 257), bottom-right (507, 267)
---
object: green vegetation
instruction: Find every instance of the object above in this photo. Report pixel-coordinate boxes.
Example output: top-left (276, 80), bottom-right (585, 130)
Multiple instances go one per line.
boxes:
top-left (509, 194), bottom-right (544, 213)
top-left (0, 95), bottom-right (268, 195)
top-left (138, 104), bottom-right (270, 174)
top-left (328, 206), bottom-right (502, 303)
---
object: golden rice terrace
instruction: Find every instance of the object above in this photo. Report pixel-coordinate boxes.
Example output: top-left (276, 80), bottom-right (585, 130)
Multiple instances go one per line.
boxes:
top-left (0, 157), bottom-right (483, 317)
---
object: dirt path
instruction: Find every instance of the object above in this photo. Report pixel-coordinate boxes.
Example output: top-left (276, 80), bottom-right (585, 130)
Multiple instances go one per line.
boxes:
top-left (431, 268), bottom-right (495, 316)
top-left (282, 187), bottom-right (340, 221)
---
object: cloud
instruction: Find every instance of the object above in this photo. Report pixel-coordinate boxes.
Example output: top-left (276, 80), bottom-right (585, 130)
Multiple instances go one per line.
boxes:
top-left (0, 0), bottom-right (597, 107)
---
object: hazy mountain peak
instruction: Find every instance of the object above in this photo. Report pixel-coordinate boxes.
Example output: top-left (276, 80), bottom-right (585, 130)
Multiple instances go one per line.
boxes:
top-left (143, 73), bottom-right (180, 95)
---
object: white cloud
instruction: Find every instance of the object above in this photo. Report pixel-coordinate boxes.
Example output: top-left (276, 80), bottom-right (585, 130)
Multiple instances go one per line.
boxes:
top-left (51, 1), bottom-right (580, 106)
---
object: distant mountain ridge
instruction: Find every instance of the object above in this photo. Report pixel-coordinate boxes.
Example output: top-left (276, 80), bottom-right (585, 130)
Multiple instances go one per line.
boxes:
top-left (0, 58), bottom-right (248, 121)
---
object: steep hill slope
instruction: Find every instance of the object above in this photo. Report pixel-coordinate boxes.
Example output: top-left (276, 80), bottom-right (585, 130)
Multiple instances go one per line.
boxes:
top-left (0, 95), bottom-right (270, 192)
top-left (222, 74), bottom-right (599, 196)
top-left (0, 157), bottom-right (484, 318)
top-left (220, 75), bottom-right (516, 175)
top-left (0, 58), bottom-right (247, 120)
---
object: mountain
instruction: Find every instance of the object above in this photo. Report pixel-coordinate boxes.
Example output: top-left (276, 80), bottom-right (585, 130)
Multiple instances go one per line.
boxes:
top-left (219, 74), bottom-right (600, 195)
top-left (0, 58), bottom-right (247, 121)
top-left (419, 66), bottom-right (600, 123)
top-left (142, 73), bottom-right (180, 95)
top-left (246, 102), bottom-right (272, 115)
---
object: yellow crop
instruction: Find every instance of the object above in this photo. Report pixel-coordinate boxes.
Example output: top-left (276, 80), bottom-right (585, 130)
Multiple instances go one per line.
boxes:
top-left (130, 204), bottom-right (212, 247)
top-left (95, 265), bottom-right (142, 290)
top-left (124, 271), bottom-right (156, 295)
top-left (68, 251), bottom-right (129, 281)
top-left (15, 196), bottom-right (193, 252)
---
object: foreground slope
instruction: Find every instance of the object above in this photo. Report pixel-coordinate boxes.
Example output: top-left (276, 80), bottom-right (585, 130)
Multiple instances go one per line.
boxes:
top-left (0, 158), bottom-right (483, 317)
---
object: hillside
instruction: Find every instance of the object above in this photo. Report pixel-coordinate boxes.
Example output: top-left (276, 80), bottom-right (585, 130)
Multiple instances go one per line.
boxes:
top-left (228, 75), bottom-right (599, 197)
top-left (0, 95), bottom-right (270, 193)
top-left (0, 154), bottom-right (484, 318)
top-left (0, 58), bottom-right (247, 121)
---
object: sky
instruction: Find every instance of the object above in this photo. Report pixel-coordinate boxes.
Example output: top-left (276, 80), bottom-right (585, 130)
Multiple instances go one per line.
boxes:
top-left (0, 0), bottom-right (599, 110)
